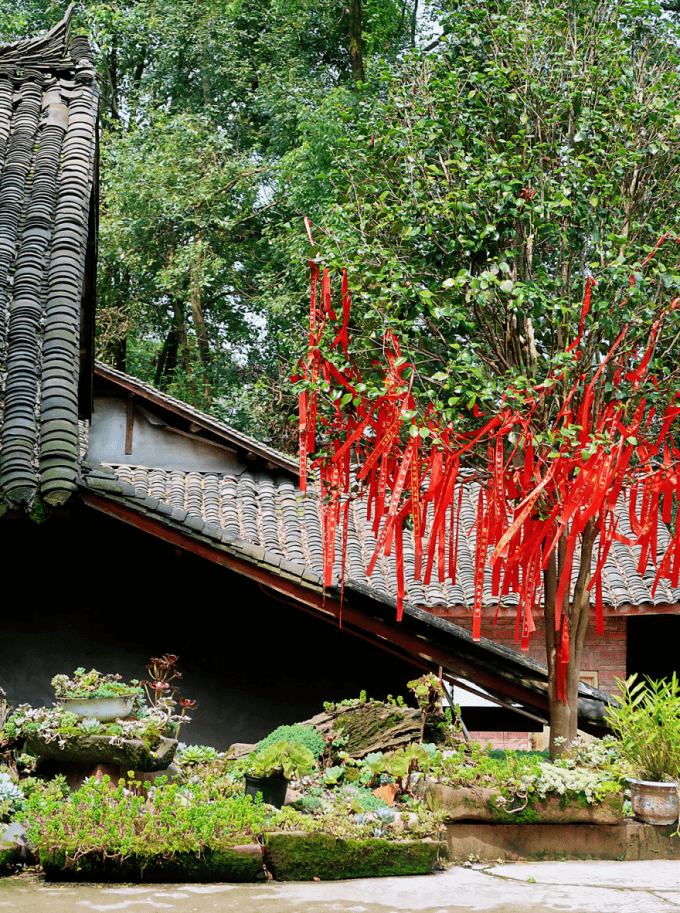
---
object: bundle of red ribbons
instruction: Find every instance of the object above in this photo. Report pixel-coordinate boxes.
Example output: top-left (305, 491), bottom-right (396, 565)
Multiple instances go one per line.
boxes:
top-left (296, 232), bottom-right (680, 702)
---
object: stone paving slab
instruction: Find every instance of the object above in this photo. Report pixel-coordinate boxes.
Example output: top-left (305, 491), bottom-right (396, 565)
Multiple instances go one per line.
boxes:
top-left (0, 861), bottom-right (679, 913)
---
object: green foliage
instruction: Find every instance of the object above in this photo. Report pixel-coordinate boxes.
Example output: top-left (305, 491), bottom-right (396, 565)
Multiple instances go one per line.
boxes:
top-left (249, 741), bottom-right (317, 779)
top-left (51, 669), bottom-right (143, 701)
top-left (23, 775), bottom-right (272, 862)
top-left (438, 737), bottom-right (624, 806)
top-left (339, 785), bottom-right (388, 814)
top-left (407, 674), bottom-right (445, 713)
top-left (258, 724), bottom-right (325, 758)
top-left (605, 674), bottom-right (680, 781)
top-left (0, 0), bottom-right (433, 450)
top-left (176, 745), bottom-right (222, 768)
top-left (299, 0), bottom-right (680, 431)
top-left (322, 765), bottom-right (346, 787)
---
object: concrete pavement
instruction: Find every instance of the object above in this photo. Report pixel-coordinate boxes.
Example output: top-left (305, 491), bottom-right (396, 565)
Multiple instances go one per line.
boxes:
top-left (0, 860), bottom-right (679, 913)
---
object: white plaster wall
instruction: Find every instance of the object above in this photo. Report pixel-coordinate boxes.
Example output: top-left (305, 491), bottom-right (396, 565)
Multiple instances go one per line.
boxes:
top-left (87, 398), bottom-right (248, 473)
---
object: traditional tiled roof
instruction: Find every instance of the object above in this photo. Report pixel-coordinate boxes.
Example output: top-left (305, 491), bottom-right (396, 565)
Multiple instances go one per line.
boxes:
top-left (0, 7), bottom-right (98, 509)
top-left (95, 464), bottom-right (680, 609)
top-left (77, 459), bottom-right (614, 726)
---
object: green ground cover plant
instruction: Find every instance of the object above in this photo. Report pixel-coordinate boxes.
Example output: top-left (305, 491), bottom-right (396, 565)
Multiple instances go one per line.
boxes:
top-left (24, 775), bottom-right (272, 864)
top-left (436, 737), bottom-right (625, 812)
top-left (257, 724), bottom-right (325, 758)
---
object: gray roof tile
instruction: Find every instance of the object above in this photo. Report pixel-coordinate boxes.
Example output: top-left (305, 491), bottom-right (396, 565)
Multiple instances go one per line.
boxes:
top-left (98, 461), bottom-right (680, 611)
top-left (0, 10), bottom-right (98, 511)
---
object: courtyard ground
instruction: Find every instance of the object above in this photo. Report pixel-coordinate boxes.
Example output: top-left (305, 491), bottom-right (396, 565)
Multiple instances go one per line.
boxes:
top-left (0, 860), bottom-right (679, 913)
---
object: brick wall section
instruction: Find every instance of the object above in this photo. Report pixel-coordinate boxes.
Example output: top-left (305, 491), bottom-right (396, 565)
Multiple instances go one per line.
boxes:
top-left (426, 605), bottom-right (679, 747)
top-left (427, 606), bottom-right (627, 694)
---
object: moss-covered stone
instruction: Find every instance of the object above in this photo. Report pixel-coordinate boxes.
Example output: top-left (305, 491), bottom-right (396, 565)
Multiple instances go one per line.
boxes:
top-left (302, 701), bottom-right (446, 759)
top-left (425, 781), bottom-right (624, 825)
top-left (266, 832), bottom-right (440, 881)
top-left (39, 843), bottom-right (263, 883)
top-left (0, 846), bottom-right (17, 874)
top-left (25, 733), bottom-right (176, 772)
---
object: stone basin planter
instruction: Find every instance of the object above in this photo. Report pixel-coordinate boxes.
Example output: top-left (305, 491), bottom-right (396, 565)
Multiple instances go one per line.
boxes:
top-left (26, 732), bottom-right (177, 773)
top-left (425, 780), bottom-right (624, 825)
top-left (60, 696), bottom-right (133, 722)
top-left (629, 779), bottom-right (679, 826)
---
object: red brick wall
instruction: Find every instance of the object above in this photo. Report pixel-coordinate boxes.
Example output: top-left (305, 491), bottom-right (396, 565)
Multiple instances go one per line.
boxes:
top-left (427, 605), bottom-right (627, 694)
top-left (467, 731), bottom-right (539, 751)
top-left (426, 604), bottom-right (679, 746)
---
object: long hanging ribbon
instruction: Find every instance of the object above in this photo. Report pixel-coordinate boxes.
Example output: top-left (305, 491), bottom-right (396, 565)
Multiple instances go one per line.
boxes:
top-left (299, 252), bottom-right (680, 685)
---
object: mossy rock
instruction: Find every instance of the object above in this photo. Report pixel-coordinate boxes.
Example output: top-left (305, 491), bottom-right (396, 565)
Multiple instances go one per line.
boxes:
top-left (301, 702), bottom-right (445, 759)
top-left (25, 733), bottom-right (177, 772)
top-left (0, 845), bottom-right (17, 874)
top-left (266, 832), bottom-right (440, 881)
top-left (39, 843), bottom-right (262, 883)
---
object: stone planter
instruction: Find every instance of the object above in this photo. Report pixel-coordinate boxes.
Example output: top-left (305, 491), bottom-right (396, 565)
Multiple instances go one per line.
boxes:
top-left (60, 696), bottom-right (134, 722)
top-left (265, 832), bottom-right (441, 880)
top-left (425, 780), bottom-right (624, 825)
top-left (26, 732), bottom-right (177, 772)
top-left (40, 843), bottom-right (263, 883)
top-left (629, 779), bottom-right (679, 826)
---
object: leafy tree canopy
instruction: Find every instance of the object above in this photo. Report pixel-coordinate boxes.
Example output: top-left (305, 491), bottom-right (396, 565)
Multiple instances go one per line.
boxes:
top-left (294, 0), bottom-right (680, 438)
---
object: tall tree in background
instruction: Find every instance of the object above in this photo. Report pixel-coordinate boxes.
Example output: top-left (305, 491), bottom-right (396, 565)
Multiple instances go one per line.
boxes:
top-left (1, 0), bottom-right (433, 440)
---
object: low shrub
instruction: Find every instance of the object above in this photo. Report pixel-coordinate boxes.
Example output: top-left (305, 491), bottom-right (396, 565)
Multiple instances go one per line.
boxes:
top-left (257, 724), bottom-right (324, 759)
top-left (23, 775), bottom-right (274, 863)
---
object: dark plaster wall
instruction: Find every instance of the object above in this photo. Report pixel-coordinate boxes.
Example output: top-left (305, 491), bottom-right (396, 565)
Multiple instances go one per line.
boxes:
top-left (0, 503), bottom-right (421, 749)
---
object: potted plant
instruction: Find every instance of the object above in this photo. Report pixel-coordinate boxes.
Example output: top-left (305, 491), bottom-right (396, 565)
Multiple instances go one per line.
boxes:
top-left (51, 668), bottom-right (144, 722)
top-left (245, 741), bottom-right (316, 808)
top-left (605, 674), bottom-right (680, 825)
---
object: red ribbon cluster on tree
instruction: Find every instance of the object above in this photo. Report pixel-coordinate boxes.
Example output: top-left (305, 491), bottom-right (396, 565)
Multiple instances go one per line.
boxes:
top-left (296, 232), bottom-right (680, 702)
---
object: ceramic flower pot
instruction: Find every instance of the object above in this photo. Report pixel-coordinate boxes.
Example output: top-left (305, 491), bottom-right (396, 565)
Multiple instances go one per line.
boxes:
top-left (628, 779), bottom-right (679, 826)
top-left (60, 696), bottom-right (134, 722)
top-left (244, 773), bottom-right (289, 809)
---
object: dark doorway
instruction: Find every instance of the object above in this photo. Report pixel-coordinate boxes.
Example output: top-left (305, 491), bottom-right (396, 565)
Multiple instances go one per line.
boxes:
top-left (626, 614), bottom-right (680, 683)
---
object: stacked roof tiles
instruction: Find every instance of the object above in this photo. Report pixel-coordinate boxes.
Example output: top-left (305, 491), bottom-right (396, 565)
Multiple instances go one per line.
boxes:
top-left (105, 464), bottom-right (680, 610)
top-left (0, 7), bottom-right (98, 509)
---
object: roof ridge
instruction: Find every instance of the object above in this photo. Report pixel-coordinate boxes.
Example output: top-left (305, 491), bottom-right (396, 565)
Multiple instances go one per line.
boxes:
top-left (0, 5), bottom-right (75, 70)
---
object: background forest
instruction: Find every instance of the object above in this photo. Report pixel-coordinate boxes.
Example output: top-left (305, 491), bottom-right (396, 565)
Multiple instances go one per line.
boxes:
top-left (1, 0), bottom-right (680, 453)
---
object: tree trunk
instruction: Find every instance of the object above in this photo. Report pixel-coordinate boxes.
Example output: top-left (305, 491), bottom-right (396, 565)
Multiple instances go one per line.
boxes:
top-left (543, 520), bottom-right (597, 757)
top-left (172, 299), bottom-right (198, 404)
top-left (348, 0), bottom-right (365, 85)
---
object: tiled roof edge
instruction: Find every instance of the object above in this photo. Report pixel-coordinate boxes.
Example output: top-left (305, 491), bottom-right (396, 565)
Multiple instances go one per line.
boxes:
top-left (0, 5), bottom-right (75, 70)
top-left (78, 460), bottom-right (321, 585)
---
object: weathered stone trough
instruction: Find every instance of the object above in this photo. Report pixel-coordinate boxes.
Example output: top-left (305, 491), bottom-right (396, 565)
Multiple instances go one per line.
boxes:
top-left (423, 780), bottom-right (680, 863)
top-left (424, 780), bottom-right (625, 825)
top-left (32, 834), bottom-right (441, 882)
